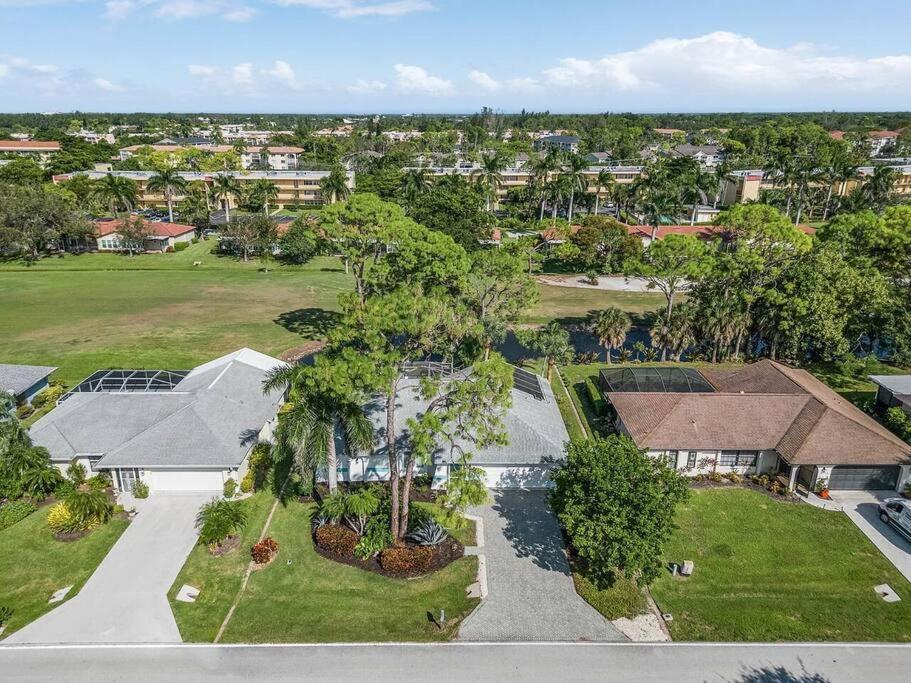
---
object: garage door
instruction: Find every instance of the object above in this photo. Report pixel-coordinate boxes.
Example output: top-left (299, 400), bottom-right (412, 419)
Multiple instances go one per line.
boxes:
top-left (828, 465), bottom-right (900, 491)
top-left (479, 466), bottom-right (555, 489)
top-left (145, 469), bottom-right (224, 492)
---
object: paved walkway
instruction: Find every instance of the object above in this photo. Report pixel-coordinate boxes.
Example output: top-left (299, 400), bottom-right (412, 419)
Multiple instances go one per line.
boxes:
top-left (830, 491), bottom-right (911, 582)
top-left (537, 274), bottom-right (655, 292)
top-left (459, 490), bottom-right (625, 642)
top-left (5, 492), bottom-right (211, 644)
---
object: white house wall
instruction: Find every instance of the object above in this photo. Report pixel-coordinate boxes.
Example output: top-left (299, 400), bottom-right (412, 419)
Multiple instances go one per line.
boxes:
top-left (646, 448), bottom-right (779, 477)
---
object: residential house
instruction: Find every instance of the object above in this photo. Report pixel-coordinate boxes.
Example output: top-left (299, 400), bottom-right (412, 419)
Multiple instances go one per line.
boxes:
top-left (602, 361), bottom-right (911, 492)
top-left (0, 140), bottom-right (60, 165)
top-left (652, 128), bottom-right (685, 138)
top-left (534, 135), bottom-right (581, 154)
top-left (66, 130), bottom-right (115, 144)
top-left (0, 364), bottom-right (56, 405)
top-left (29, 349), bottom-right (286, 494)
top-left (670, 143), bottom-right (724, 166)
top-left (117, 143), bottom-right (304, 170)
top-left (870, 375), bottom-right (911, 415)
top-left (337, 364), bottom-right (569, 489)
top-left (585, 152), bottom-right (612, 165)
top-left (92, 217), bottom-right (196, 253)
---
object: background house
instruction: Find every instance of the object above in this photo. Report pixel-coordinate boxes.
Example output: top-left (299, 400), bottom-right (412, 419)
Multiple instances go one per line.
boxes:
top-left (0, 363), bottom-right (56, 405)
top-left (870, 375), bottom-right (911, 415)
top-left (93, 217), bottom-right (196, 253)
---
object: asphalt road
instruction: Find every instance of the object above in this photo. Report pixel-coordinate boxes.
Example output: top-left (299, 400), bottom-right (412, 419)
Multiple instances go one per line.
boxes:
top-left (2, 643), bottom-right (910, 682)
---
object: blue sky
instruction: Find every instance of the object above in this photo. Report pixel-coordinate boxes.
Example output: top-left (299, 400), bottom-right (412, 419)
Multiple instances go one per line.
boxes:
top-left (2, 0), bottom-right (911, 112)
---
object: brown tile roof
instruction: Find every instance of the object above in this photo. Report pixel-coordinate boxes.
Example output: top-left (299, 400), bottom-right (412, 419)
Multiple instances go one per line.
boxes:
top-left (0, 140), bottom-right (60, 150)
top-left (94, 218), bottom-right (196, 238)
top-left (609, 359), bottom-right (911, 466)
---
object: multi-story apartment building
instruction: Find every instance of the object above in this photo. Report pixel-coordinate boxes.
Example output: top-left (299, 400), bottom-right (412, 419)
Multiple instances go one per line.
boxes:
top-left (533, 135), bottom-right (580, 154)
top-left (0, 140), bottom-right (60, 165)
top-left (52, 170), bottom-right (355, 209)
top-left (721, 165), bottom-right (911, 204)
top-left (118, 144), bottom-right (305, 171)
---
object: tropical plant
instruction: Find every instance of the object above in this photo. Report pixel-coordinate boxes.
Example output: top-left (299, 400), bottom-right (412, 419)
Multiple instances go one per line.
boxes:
top-left (562, 153), bottom-right (590, 222)
top-left (471, 152), bottom-right (507, 212)
top-left (593, 168), bottom-right (615, 216)
top-left (93, 173), bottom-right (138, 215)
top-left (343, 488), bottom-right (380, 535)
top-left (196, 498), bottom-right (248, 548)
top-left (132, 480), bottom-right (149, 499)
top-left (211, 173), bottom-right (241, 223)
top-left (146, 168), bottom-right (188, 223)
top-left (319, 166), bottom-right (351, 204)
top-left (516, 321), bottom-right (573, 381)
top-left (406, 518), bottom-right (447, 546)
top-left (66, 459), bottom-right (86, 486)
top-left (399, 168), bottom-right (431, 206)
top-left (587, 308), bottom-right (632, 363)
top-left (248, 179), bottom-right (279, 214)
top-left (64, 489), bottom-right (113, 528)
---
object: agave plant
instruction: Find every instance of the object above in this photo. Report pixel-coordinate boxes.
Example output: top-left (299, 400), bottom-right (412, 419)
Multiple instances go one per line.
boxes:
top-left (406, 518), bottom-right (447, 547)
top-left (310, 512), bottom-right (331, 532)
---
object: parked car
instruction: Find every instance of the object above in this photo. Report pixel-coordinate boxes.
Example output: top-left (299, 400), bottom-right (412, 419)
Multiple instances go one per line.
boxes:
top-left (878, 498), bottom-right (911, 541)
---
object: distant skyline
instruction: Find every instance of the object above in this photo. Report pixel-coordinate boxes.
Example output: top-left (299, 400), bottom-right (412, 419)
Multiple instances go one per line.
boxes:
top-left (2, 0), bottom-right (911, 113)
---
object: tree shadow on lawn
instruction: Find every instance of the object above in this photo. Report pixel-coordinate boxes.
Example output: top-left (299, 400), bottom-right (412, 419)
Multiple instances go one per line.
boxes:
top-left (274, 308), bottom-right (341, 339)
top-left (728, 662), bottom-right (829, 683)
top-left (491, 489), bottom-right (570, 574)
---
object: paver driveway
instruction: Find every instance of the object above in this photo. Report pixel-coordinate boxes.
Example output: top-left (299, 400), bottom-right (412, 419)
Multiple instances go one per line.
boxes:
top-left (6, 492), bottom-right (211, 644)
top-left (830, 491), bottom-right (911, 583)
top-left (459, 489), bottom-right (625, 642)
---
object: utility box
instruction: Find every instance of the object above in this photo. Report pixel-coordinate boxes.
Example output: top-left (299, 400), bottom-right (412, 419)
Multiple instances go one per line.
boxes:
top-left (681, 560), bottom-right (694, 576)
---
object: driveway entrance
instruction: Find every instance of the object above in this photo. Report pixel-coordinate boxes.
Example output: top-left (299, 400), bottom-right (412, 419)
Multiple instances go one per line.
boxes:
top-left (459, 490), bottom-right (625, 642)
top-left (6, 492), bottom-right (210, 644)
top-left (830, 491), bottom-right (911, 583)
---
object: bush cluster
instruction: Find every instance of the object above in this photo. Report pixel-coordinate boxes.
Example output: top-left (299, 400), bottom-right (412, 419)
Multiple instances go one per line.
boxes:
top-left (251, 537), bottom-right (278, 564)
top-left (0, 500), bottom-right (37, 531)
top-left (132, 480), bottom-right (149, 499)
top-left (223, 478), bottom-right (237, 499)
top-left (315, 523), bottom-right (359, 556)
top-left (174, 242), bottom-right (189, 251)
top-left (46, 490), bottom-right (113, 535)
top-left (32, 385), bottom-right (65, 410)
top-left (197, 498), bottom-right (247, 547)
top-left (378, 545), bottom-right (432, 573)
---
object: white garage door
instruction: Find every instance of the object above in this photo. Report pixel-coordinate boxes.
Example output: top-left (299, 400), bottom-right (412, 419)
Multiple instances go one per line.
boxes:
top-left (480, 466), bottom-right (555, 489)
top-left (145, 469), bottom-right (224, 492)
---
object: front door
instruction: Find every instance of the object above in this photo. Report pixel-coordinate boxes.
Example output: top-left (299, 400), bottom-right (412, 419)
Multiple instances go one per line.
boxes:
top-left (118, 468), bottom-right (140, 493)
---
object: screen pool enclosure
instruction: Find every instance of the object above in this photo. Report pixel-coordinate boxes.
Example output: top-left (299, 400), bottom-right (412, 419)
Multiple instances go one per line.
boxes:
top-left (599, 367), bottom-right (716, 394)
top-left (60, 369), bottom-right (189, 401)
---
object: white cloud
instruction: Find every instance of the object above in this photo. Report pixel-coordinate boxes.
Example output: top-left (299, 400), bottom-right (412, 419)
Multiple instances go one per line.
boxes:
top-left (188, 64), bottom-right (217, 77)
top-left (232, 62), bottom-right (254, 85)
top-left (542, 31), bottom-right (911, 98)
top-left (394, 63), bottom-right (452, 96)
top-left (103, 0), bottom-right (137, 20)
top-left (224, 4), bottom-right (254, 20)
top-left (93, 77), bottom-right (120, 91)
top-left (271, 0), bottom-right (433, 19)
top-left (347, 78), bottom-right (387, 94)
top-left (0, 54), bottom-right (122, 98)
top-left (0, 64), bottom-right (9, 78)
top-left (468, 70), bottom-right (499, 92)
top-left (504, 77), bottom-right (540, 93)
top-left (264, 60), bottom-right (297, 88)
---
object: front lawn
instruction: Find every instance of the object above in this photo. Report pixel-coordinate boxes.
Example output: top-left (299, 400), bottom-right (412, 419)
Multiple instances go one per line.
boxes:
top-left (650, 488), bottom-right (911, 642)
top-left (0, 506), bottom-right (129, 637)
top-left (525, 285), bottom-right (664, 325)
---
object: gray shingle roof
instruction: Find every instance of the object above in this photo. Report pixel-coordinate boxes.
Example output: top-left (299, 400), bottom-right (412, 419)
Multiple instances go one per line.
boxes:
top-left (29, 349), bottom-right (285, 469)
top-left (0, 364), bottom-right (56, 397)
top-left (342, 368), bottom-right (569, 466)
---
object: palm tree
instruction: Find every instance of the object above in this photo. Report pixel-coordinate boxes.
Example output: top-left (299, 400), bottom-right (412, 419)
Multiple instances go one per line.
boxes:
top-left (519, 321), bottom-right (572, 382)
top-left (147, 168), bottom-right (188, 223)
top-left (263, 365), bottom-right (374, 494)
top-left (593, 169), bottom-right (615, 216)
top-left (587, 308), bottom-right (631, 363)
top-left (211, 174), bottom-right (241, 223)
top-left (562, 153), bottom-right (589, 222)
top-left (544, 177), bottom-right (571, 225)
top-left (701, 298), bottom-right (740, 363)
top-left (400, 168), bottom-right (431, 205)
top-left (249, 179), bottom-right (279, 214)
top-left (638, 188), bottom-right (682, 242)
top-left (822, 149), bottom-right (859, 221)
top-left (680, 166), bottom-right (715, 225)
top-left (531, 150), bottom-right (560, 220)
top-left (471, 152), bottom-right (506, 212)
top-left (861, 166), bottom-right (896, 211)
top-left (320, 166), bottom-right (351, 205)
top-left (93, 173), bottom-right (137, 216)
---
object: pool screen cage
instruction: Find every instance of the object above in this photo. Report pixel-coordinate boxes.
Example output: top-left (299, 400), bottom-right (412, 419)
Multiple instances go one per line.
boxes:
top-left (599, 366), bottom-right (716, 394)
top-left (60, 369), bottom-right (189, 402)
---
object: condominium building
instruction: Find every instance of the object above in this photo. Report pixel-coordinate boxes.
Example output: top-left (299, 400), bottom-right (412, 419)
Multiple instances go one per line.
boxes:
top-left (533, 135), bottom-right (580, 154)
top-left (0, 140), bottom-right (60, 165)
top-left (52, 170), bottom-right (355, 208)
top-left (720, 165), bottom-right (911, 204)
top-left (118, 144), bottom-right (305, 171)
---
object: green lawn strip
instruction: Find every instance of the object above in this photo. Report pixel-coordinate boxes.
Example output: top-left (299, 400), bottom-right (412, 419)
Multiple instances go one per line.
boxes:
top-left (554, 369), bottom-right (588, 440)
top-left (219, 500), bottom-right (479, 643)
top-left (525, 285), bottom-right (665, 324)
top-left (0, 508), bottom-right (129, 636)
top-left (650, 488), bottom-right (911, 642)
top-left (572, 570), bottom-right (648, 621)
top-left (168, 492), bottom-right (276, 643)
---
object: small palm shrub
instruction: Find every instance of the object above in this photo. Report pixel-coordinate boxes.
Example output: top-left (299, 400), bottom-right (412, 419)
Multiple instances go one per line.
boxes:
top-left (20, 462), bottom-right (62, 500)
top-left (251, 537), bottom-right (278, 564)
top-left (86, 473), bottom-right (112, 491)
top-left (407, 518), bottom-right (447, 546)
top-left (319, 492), bottom-right (348, 523)
top-left (223, 478), bottom-right (237, 499)
top-left (67, 459), bottom-right (86, 486)
top-left (63, 489), bottom-right (113, 531)
top-left (354, 516), bottom-right (394, 559)
top-left (132, 480), bottom-right (149, 499)
top-left (343, 490), bottom-right (379, 535)
top-left (196, 498), bottom-right (248, 548)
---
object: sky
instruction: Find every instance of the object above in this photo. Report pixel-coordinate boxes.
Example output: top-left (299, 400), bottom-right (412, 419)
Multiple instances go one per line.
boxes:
top-left (2, 0), bottom-right (911, 113)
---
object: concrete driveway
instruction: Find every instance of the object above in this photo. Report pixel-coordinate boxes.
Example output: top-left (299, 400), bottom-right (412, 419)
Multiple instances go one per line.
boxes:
top-left (830, 491), bottom-right (911, 582)
top-left (5, 492), bottom-right (212, 644)
top-left (459, 490), bottom-right (625, 642)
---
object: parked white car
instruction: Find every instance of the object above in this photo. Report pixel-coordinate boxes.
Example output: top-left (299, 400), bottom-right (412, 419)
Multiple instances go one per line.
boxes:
top-left (878, 498), bottom-right (911, 542)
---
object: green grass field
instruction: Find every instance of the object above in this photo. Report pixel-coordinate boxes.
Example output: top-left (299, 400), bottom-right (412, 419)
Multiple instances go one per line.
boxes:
top-left (0, 508), bottom-right (129, 637)
top-left (170, 497), bottom-right (480, 643)
top-left (650, 488), bottom-right (911, 642)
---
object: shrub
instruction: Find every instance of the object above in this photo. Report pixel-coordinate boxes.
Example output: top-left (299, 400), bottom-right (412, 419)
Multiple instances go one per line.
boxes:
top-left (223, 478), bottom-right (237, 499)
top-left (191, 237), bottom-right (199, 244)
top-left (247, 444), bottom-right (273, 491)
top-left (884, 407), bottom-right (911, 442)
top-left (379, 545), bottom-right (432, 573)
top-left (54, 479), bottom-right (76, 499)
top-left (412, 473), bottom-right (433, 491)
top-left (46, 502), bottom-right (81, 534)
top-left (707, 471), bottom-right (723, 483)
top-left (314, 524), bottom-right (359, 557)
top-left (724, 472), bottom-right (743, 485)
top-left (132, 480), bottom-right (149, 499)
top-left (67, 459), bottom-right (86, 486)
top-left (251, 537), bottom-right (278, 564)
top-left (64, 489), bottom-right (113, 529)
top-left (0, 500), bottom-right (37, 531)
top-left (239, 470), bottom-right (254, 493)
top-left (407, 518), bottom-right (447, 546)
top-left (16, 404), bottom-right (33, 419)
top-left (32, 385), bottom-right (65, 410)
top-left (174, 242), bottom-right (189, 251)
top-left (165, 246), bottom-right (175, 253)
top-left (354, 517), bottom-right (394, 559)
top-left (86, 473), bottom-right (111, 491)
top-left (310, 512), bottom-right (331, 532)
top-left (197, 498), bottom-right (247, 547)
top-left (0, 606), bottom-right (11, 627)
top-left (319, 492), bottom-right (348, 523)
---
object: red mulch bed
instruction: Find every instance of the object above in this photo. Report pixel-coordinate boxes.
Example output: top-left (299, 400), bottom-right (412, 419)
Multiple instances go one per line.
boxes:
top-left (313, 533), bottom-right (464, 579)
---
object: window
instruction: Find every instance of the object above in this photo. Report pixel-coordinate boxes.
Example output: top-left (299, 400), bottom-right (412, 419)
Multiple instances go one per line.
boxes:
top-left (687, 451), bottom-right (697, 469)
top-left (719, 450), bottom-right (757, 467)
top-left (655, 450), bottom-right (678, 466)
